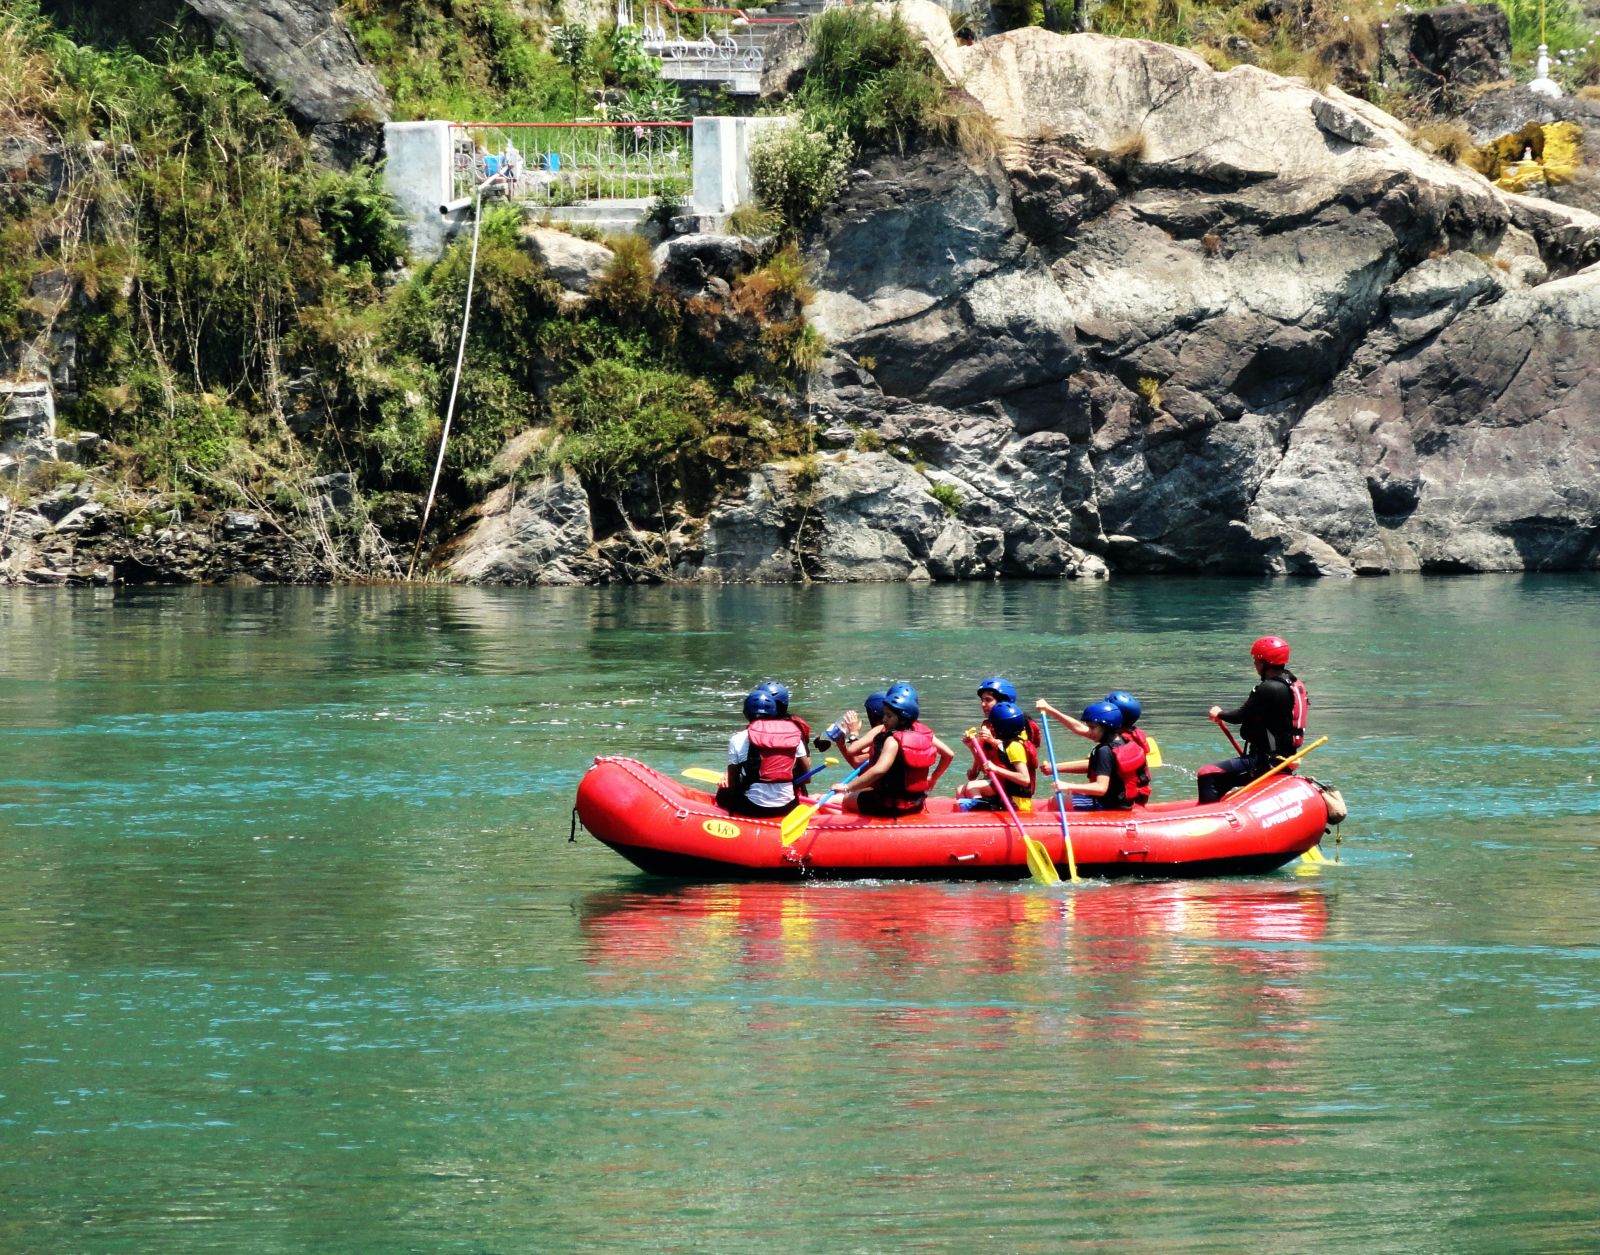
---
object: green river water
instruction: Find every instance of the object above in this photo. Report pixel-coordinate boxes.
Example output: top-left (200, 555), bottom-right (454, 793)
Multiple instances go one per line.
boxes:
top-left (1, 576), bottom-right (1597, 1252)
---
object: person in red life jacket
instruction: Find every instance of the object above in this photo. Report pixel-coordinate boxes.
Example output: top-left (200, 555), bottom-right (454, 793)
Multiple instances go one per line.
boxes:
top-left (716, 687), bottom-right (812, 818)
top-left (955, 701), bottom-right (1038, 813)
top-left (757, 679), bottom-right (814, 794)
top-left (968, 676), bottom-right (1043, 786)
top-left (817, 691), bottom-right (888, 768)
top-left (1046, 700), bottom-right (1147, 811)
top-left (1197, 635), bottom-right (1309, 804)
top-left (835, 682), bottom-right (954, 817)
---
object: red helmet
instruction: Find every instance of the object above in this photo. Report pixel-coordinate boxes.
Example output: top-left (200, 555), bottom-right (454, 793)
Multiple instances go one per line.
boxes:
top-left (1250, 635), bottom-right (1291, 666)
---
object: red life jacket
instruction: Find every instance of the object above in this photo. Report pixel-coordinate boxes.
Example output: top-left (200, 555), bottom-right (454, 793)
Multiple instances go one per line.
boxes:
top-left (788, 715), bottom-right (812, 742)
top-left (873, 721), bottom-right (938, 812)
top-left (744, 718), bottom-right (803, 785)
top-left (1287, 677), bottom-right (1308, 750)
top-left (1114, 736), bottom-right (1150, 806)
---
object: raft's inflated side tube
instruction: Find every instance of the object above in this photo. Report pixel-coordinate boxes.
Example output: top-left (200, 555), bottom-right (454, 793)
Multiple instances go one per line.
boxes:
top-left (575, 757), bottom-right (1329, 881)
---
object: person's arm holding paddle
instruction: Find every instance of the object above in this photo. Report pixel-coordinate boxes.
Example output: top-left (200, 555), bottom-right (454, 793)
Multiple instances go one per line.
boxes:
top-left (1035, 700), bottom-right (1087, 778)
top-left (1038, 699), bottom-right (1095, 741)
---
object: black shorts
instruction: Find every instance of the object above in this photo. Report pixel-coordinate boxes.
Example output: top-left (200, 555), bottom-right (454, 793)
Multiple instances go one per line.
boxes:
top-left (856, 791), bottom-right (923, 818)
top-left (715, 787), bottom-right (796, 818)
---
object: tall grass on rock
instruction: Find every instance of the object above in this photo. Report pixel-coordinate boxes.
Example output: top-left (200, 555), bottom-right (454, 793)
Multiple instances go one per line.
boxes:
top-left (749, 122), bottom-right (852, 240)
top-left (795, 7), bottom-right (994, 157)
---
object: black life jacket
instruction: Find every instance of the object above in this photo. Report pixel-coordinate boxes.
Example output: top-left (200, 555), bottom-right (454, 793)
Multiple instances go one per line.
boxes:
top-left (1246, 672), bottom-right (1309, 763)
top-left (743, 718), bottom-right (803, 786)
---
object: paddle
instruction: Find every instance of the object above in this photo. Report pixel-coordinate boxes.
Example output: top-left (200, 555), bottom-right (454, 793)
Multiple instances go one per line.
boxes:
top-left (1211, 713), bottom-right (1245, 756)
top-left (1144, 735), bottom-right (1164, 769)
top-left (779, 760), bottom-right (869, 847)
top-left (967, 730), bottom-right (1060, 887)
top-left (1034, 707), bottom-right (1082, 884)
top-left (1232, 735), bottom-right (1329, 800)
top-left (683, 758), bottom-right (836, 786)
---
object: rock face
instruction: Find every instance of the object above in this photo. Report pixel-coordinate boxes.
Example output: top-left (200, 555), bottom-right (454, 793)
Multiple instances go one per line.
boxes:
top-left (182, 0), bottom-right (388, 164)
top-left (698, 451), bottom-right (1106, 583)
top-left (1378, 5), bottom-right (1512, 101)
top-left (432, 4), bottom-right (1600, 584)
top-left (773, 6), bottom-right (1600, 578)
top-left (444, 471), bottom-right (600, 585)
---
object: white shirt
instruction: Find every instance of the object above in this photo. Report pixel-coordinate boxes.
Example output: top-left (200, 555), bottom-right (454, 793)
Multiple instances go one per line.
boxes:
top-left (728, 729), bottom-right (801, 808)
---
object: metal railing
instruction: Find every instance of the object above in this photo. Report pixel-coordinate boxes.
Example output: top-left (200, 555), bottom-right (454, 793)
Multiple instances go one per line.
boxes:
top-left (451, 121), bottom-right (692, 205)
top-left (631, 0), bottom-right (801, 67)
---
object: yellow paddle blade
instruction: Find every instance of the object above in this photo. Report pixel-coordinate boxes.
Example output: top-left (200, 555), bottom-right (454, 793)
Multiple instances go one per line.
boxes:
top-left (1145, 736), bottom-right (1163, 769)
top-left (680, 767), bottom-right (725, 785)
top-left (1023, 834), bottom-right (1062, 886)
top-left (779, 801), bottom-right (819, 847)
top-left (1301, 845), bottom-right (1329, 864)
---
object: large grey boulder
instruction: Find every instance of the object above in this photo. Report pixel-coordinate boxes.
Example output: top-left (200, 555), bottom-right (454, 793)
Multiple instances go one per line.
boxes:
top-left (425, 7), bottom-right (1600, 585)
top-left (699, 450), bottom-right (1105, 582)
top-left (522, 227), bottom-right (614, 299)
top-left (1255, 261), bottom-right (1600, 573)
top-left (183, 0), bottom-right (388, 164)
top-left (444, 470), bottom-right (598, 584)
top-left (0, 381), bottom-right (79, 474)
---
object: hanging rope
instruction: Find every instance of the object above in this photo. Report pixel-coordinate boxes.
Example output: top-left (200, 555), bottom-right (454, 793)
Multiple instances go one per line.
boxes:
top-left (407, 179), bottom-right (491, 581)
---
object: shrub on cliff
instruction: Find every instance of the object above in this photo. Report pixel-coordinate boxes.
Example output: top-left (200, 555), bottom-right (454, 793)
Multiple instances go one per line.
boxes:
top-left (749, 123), bottom-right (852, 239)
top-left (780, 7), bottom-right (999, 171)
top-left (0, 12), bottom-right (409, 502)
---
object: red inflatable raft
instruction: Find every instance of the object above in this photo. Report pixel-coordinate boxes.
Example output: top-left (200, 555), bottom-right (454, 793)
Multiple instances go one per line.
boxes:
top-left (575, 756), bottom-right (1331, 881)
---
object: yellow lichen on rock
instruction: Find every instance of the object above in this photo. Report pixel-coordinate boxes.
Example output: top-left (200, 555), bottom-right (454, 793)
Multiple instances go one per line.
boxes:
top-left (1477, 121), bottom-right (1583, 192)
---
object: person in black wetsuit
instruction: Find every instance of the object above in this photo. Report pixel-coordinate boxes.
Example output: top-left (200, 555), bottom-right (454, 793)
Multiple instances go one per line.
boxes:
top-left (1197, 634), bottom-right (1308, 804)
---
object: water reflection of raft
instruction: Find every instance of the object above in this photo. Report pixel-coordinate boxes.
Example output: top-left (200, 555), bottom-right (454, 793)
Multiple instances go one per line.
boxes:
top-left (576, 756), bottom-right (1330, 881)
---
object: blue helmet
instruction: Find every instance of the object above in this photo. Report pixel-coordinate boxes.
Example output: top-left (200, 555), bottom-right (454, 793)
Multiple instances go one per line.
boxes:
top-left (977, 676), bottom-right (1017, 703)
top-left (863, 691), bottom-right (888, 721)
top-left (744, 688), bottom-right (780, 720)
top-left (1106, 690), bottom-right (1141, 727)
top-left (758, 680), bottom-right (790, 714)
top-left (1081, 699), bottom-right (1124, 730)
top-left (989, 701), bottom-right (1027, 739)
top-left (883, 682), bottom-right (920, 723)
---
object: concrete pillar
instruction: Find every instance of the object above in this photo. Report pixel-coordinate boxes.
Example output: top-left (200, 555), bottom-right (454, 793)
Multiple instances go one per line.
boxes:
top-left (384, 121), bottom-right (455, 258)
top-left (691, 115), bottom-right (791, 217)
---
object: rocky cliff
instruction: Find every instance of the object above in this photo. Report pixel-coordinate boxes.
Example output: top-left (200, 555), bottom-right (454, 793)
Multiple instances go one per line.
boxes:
top-left (9, 1), bottom-right (1600, 585)
top-left (443, 6), bottom-right (1600, 581)
top-left (778, 10), bottom-right (1600, 577)
top-left (725, 11), bottom-right (1597, 582)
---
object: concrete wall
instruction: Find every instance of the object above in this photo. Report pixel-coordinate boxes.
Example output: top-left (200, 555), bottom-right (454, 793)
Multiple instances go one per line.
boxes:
top-left (690, 115), bottom-right (791, 217)
top-left (386, 116), bottom-right (787, 257)
top-left (384, 121), bottom-right (455, 258)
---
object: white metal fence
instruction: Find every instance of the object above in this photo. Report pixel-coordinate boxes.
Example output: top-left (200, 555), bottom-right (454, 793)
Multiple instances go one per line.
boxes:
top-left (451, 122), bottom-right (692, 205)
